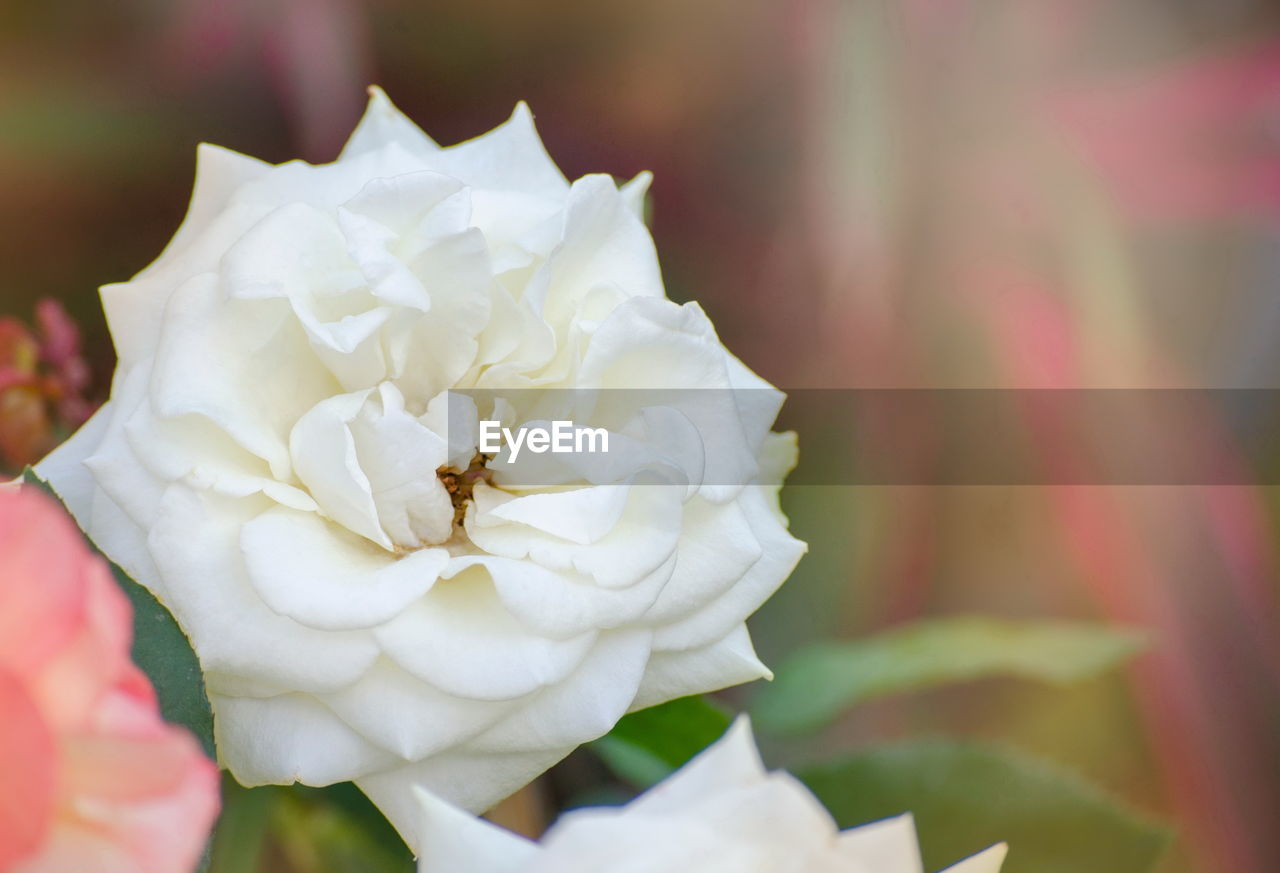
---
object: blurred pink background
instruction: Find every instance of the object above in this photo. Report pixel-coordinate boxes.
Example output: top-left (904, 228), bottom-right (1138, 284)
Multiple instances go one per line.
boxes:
top-left (2, 2), bottom-right (1279, 871)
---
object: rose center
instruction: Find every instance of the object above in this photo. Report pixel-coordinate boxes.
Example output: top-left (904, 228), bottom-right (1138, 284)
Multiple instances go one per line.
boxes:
top-left (436, 453), bottom-right (494, 532)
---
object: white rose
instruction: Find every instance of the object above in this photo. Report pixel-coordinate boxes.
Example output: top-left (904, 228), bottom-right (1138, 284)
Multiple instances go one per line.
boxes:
top-left (37, 87), bottom-right (805, 849)
top-left (414, 717), bottom-right (1008, 873)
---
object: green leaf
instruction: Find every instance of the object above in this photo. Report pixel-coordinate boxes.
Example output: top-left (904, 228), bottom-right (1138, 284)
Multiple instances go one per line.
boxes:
top-left (22, 467), bottom-right (216, 757)
top-left (206, 779), bottom-right (414, 873)
top-left (753, 617), bottom-right (1146, 735)
top-left (291, 782), bottom-right (412, 860)
top-left (206, 778), bottom-right (279, 873)
top-left (273, 784), bottom-right (415, 873)
top-left (590, 695), bottom-right (734, 788)
top-left (799, 741), bottom-right (1170, 873)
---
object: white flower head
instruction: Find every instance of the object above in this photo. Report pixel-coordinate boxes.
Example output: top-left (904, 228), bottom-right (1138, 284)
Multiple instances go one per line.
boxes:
top-left (414, 717), bottom-right (1009, 873)
top-left (38, 88), bottom-right (805, 847)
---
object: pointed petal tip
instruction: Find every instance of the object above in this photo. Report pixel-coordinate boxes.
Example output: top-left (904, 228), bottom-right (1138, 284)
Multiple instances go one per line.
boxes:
top-left (193, 141), bottom-right (270, 171)
top-left (340, 86), bottom-right (439, 159)
top-left (621, 171), bottom-right (654, 217)
top-left (836, 811), bottom-right (917, 840)
top-left (833, 812), bottom-right (922, 869)
top-left (978, 842), bottom-right (1010, 869)
top-left (412, 783), bottom-right (541, 872)
top-left (719, 712), bottom-right (761, 756)
top-left (505, 101), bottom-right (543, 138)
top-left (942, 841), bottom-right (1009, 873)
top-left (625, 169), bottom-right (654, 191)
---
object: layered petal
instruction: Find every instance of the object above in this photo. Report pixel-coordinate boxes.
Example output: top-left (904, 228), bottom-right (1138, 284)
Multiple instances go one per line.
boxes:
top-left (31, 88), bottom-right (804, 856)
top-left (411, 720), bottom-right (1009, 873)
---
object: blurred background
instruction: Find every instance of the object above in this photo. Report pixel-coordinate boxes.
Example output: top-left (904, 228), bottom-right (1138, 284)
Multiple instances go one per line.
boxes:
top-left (2, 1), bottom-right (1279, 872)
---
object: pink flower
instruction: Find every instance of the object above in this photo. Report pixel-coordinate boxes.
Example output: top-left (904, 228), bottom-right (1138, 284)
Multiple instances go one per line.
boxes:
top-left (0, 301), bottom-right (98, 474)
top-left (0, 489), bottom-right (219, 873)
top-left (1052, 46), bottom-right (1280, 221)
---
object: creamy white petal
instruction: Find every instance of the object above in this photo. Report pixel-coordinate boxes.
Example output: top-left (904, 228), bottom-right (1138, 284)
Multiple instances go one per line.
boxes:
top-left (833, 815), bottom-right (925, 873)
top-left (321, 659), bottom-right (516, 761)
top-left (343, 170), bottom-right (471, 249)
top-left (224, 203), bottom-right (363, 302)
top-left (340, 86), bottom-right (440, 161)
top-left (212, 692), bottom-right (399, 784)
top-left (86, 478), bottom-right (168, 601)
top-left (626, 715), bottom-right (765, 816)
top-left (427, 102), bottom-right (569, 200)
top-left (468, 485), bottom-right (683, 592)
top-left (531, 815), bottom-right (756, 873)
top-left (124, 402), bottom-right (317, 511)
top-left (651, 489), bottom-right (805, 652)
top-left (232, 144), bottom-right (428, 216)
top-left (631, 625), bottom-right (771, 710)
top-left (467, 628), bottom-right (652, 753)
top-left (527, 175), bottom-right (663, 322)
top-left (414, 786), bottom-right (540, 873)
top-left (358, 746), bottom-right (573, 850)
top-left (84, 365), bottom-right (167, 528)
top-left (105, 143), bottom-right (272, 366)
top-left (638, 497), bottom-right (762, 627)
top-left (289, 390), bottom-right (392, 548)
top-left (723, 350), bottom-right (788, 458)
top-left (579, 298), bottom-right (761, 499)
top-left (941, 844), bottom-right (1010, 873)
top-left (758, 430), bottom-right (801, 511)
top-left (376, 566), bottom-right (597, 701)
top-left (147, 485), bottom-right (381, 692)
top-left (34, 399), bottom-right (114, 525)
top-left (408, 723), bottom-right (1007, 873)
top-left (470, 189), bottom-right (564, 274)
top-left (620, 170), bottom-right (652, 217)
top-left (141, 143), bottom-right (272, 280)
top-left (149, 273), bottom-right (337, 479)
top-left (474, 484), bottom-right (631, 546)
top-left (392, 229), bottom-right (496, 397)
top-left (350, 382), bottom-right (454, 548)
top-left (624, 771), bottom-right (836, 851)
top-left (242, 508), bottom-right (446, 631)
top-left (453, 554), bottom-right (674, 639)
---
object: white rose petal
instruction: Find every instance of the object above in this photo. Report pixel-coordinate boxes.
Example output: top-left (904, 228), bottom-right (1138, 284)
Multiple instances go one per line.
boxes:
top-left (413, 717), bottom-right (1010, 873)
top-left (36, 87), bottom-right (806, 850)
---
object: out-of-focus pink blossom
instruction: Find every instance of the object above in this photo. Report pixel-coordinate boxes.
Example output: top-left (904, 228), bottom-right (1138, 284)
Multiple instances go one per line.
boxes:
top-left (161, 0), bottom-right (372, 159)
top-left (0, 301), bottom-right (98, 473)
top-left (0, 489), bottom-right (219, 873)
top-left (1053, 47), bottom-right (1280, 221)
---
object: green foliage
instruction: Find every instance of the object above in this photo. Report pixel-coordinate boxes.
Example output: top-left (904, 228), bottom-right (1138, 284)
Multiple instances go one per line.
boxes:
top-left (208, 778), bottom-right (414, 873)
top-left (206, 780), bottom-right (278, 873)
top-left (753, 617), bottom-right (1147, 735)
top-left (590, 695), bottom-right (733, 788)
top-left (290, 782), bottom-right (413, 863)
top-left (22, 467), bottom-right (216, 757)
top-left (799, 740), bottom-right (1170, 873)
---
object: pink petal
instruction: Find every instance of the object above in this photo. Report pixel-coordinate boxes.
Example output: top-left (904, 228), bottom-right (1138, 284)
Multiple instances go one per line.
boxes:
top-left (0, 669), bottom-right (58, 869)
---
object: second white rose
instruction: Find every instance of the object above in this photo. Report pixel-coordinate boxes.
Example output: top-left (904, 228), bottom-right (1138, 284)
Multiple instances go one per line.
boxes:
top-left (37, 88), bottom-right (805, 848)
